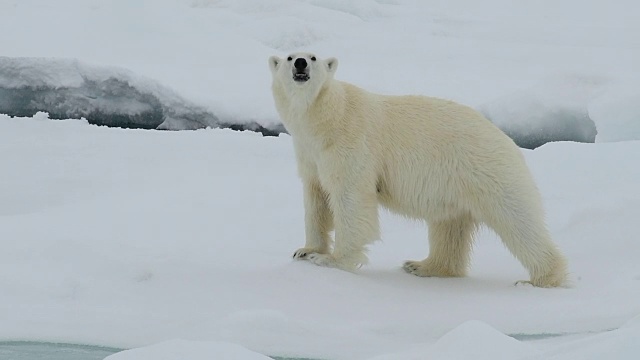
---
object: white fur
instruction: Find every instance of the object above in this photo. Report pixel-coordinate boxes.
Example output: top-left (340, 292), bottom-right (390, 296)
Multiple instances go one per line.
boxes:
top-left (269, 52), bottom-right (567, 287)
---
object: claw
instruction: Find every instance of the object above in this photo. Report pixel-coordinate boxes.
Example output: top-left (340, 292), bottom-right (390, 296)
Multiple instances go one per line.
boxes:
top-left (293, 249), bottom-right (311, 260)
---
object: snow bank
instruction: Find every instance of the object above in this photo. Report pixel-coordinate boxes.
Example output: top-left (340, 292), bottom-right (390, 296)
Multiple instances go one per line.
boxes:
top-left (0, 57), bottom-right (284, 134)
top-left (481, 73), bottom-right (640, 148)
top-left (0, 55), bottom-right (613, 149)
top-left (479, 75), bottom-right (600, 149)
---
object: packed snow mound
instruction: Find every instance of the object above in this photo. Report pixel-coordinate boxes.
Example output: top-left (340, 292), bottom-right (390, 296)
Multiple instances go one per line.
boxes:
top-left (368, 320), bottom-right (533, 360)
top-left (104, 339), bottom-right (271, 360)
top-left (431, 321), bottom-right (532, 360)
top-left (358, 319), bottom-right (640, 360)
top-left (480, 75), bottom-right (600, 149)
top-left (0, 57), bottom-right (284, 134)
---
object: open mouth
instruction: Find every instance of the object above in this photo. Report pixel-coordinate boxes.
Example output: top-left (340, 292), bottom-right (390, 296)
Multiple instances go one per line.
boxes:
top-left (293, 72), bottom-right (310, 82)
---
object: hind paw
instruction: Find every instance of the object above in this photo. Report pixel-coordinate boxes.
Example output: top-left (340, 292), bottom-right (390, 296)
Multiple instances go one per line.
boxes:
top-left (402, 260), bottom-right (465, 278)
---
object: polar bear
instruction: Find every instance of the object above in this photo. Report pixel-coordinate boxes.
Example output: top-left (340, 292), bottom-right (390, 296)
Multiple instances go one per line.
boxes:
top-left (268, 52), bottom-right (567, 287)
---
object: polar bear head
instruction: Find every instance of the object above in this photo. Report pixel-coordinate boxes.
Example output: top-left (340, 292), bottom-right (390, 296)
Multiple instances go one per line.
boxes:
top-left (269, 52), bottom-right (338, 100)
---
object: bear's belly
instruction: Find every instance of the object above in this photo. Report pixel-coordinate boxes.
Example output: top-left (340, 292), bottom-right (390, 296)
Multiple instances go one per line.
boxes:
top-left (376, 171), bottom-right (469, 222)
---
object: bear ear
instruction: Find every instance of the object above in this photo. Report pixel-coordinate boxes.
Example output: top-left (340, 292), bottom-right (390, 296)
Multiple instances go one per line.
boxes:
top-left (269, 56), bottom-right (281, 73)
top-left (325, 57), bottom-right (338, 73)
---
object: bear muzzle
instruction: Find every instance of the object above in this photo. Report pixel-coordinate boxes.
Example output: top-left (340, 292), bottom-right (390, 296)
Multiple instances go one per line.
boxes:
top-left (292, 69), bottom-right (310, 82)
top-left (292, 58), bottom-right (310, 82)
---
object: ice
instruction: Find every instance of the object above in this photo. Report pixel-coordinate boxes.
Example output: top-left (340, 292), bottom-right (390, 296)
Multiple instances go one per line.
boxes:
top-left (0, 57), bottom-right (283, 133)
top-left (479, 75), bottom-right (601, 149)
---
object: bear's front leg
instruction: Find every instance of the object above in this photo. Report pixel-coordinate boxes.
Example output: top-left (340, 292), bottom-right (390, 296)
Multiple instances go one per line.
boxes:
top-left (293, 179), bottom-right (333, 260)
top-left (306, 184), bottom-right (380, 271)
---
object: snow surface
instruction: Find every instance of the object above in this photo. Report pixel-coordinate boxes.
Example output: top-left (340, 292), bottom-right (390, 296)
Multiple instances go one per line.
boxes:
top-left (1, 113), bottom-right (639, 359)
top-left (1, 0), bottom-right (639, 359)
top-left (105, 339), bottom-right (271, 360)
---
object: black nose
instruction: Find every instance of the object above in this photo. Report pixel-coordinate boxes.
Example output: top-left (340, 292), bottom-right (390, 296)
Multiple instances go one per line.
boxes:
top-left (294, 58), bottom-right (307, 70)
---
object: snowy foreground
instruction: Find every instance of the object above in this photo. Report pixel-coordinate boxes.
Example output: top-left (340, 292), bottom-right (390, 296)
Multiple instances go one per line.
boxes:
top-left (1, 114), bottom-right (639, 359)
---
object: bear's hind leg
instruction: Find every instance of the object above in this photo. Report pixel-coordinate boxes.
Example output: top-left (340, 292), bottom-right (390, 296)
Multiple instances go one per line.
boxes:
top-left (484, 204), bottom-right (568, 287)
top-left (403, 213), bottom-right (476, 278)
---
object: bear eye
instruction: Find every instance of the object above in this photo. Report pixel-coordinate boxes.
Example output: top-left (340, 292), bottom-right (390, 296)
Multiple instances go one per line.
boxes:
top-left (310, 56), bottom-right (316, 61)
top-left (287, 56), bottom-right (292, 61)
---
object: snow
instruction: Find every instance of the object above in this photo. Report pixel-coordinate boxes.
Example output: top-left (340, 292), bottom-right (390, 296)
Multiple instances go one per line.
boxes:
top-left (0, 57), bottom-right (284, 133)
top-left (105, 339), bottom-right (271, 360)
top-left (589, 80), bottom-right (640, 142)
top-left (535, 316), bottom-right (640, 360)
top-left (366, 318), bottom-right (640, 360)
top-left (479, 75), bottom-right (599, 149)
top-left (102, 320), bottom-right (640, 360)
top-left (1, 0), bottom-right (639, 359)
top-left (368, 321), bottom-right (535, 360)
top-left (1, 113), bottom-right (639, 359)
top-left (1, 0), bottom-right (639, 142)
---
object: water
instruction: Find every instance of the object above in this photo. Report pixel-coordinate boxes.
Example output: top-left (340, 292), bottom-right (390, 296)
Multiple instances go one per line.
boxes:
top-left (509, 328), bottom-right (616, 341)
top-left (0, 342), bottom-right (121, 360)
top-left (0, 341), bottom-right (317, 360)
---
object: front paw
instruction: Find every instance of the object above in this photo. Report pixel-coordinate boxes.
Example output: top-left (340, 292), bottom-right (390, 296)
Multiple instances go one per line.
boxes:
top-left (293, 248), bottom-right (364, 271)
top-left (293, 247), bottom-right (327, 260)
